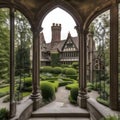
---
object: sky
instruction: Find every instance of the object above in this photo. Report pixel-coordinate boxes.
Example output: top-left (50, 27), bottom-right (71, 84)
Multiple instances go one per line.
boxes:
top-left (41, 7), bottom-right (77, 43)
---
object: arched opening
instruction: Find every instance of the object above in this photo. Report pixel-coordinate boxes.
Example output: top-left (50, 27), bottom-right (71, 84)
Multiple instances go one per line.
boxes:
top-left (87, 10), bottom-right (110, 107)
top-left (0, 7), bottom-right (33, 118)
top-left (39, 7), bottom-right (79, 108)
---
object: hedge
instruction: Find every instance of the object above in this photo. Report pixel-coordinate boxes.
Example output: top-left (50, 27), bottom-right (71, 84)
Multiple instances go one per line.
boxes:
top-left (52, 67), bottom-right (62, 74)
top-left (0, 108), bottom-right (9, 120)
top-left (41, 66), bottom-right (53, 73)
top-left (65, 83), bottom-right (78, 90)
top-left (69, 87), bottom-right (78, 104)
top-left (65, 68), bottom-right (77, 75)
top-left (40, 81), bottom-right (55, 101)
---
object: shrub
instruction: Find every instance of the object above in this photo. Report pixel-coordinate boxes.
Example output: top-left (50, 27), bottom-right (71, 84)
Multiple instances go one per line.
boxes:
top-left (40, 81), bottom-right (55, 101)
top-left (23, 77), bottom-right (32, 87)
top-left (59, 81), bottom-right (73, 87)
top-left (0, 92), bottom-right (9, 98)
top-left (96, 97), bottom-right (109, 107)
top-left (66, 83), bottom-right (78, 90)
top-left (87, 82), bottom-right (94, 92)
top-left (52, 81), bottom-right (59, 92)
top-left (69, 87), bottom-right (78, 104)
top-left (0, 108), bottom-right (9, 120)
top-left (101, 115), bottom-right (120, 120)
top-left (72, 62), bottom-right (78, 69)
top-left (66, 75), bottom-right (78, 79)
top-left (41, 66), bottom-right (53, 73)
top-left (52, 67), bottom-right (62, 74)
top-left (65, 68), bottom-right (77, 75)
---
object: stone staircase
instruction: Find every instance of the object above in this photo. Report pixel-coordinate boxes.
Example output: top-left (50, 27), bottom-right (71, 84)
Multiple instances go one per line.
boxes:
top-left (29, 87), bottom-right (90, 120)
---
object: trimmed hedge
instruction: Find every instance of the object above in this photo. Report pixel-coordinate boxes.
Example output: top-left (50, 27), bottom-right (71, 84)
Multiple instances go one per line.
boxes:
top-left (66, 83), bottom-right (78, 90)
top-left (41, 66), bottom-right (53, 73)
top-left (0, 108), bottom-right (9, 120)
top-left (65, 68), bottom-right (77, 75)
top-left (23, 77), bottom-right (32, 87)
top-left (59, 81), bottom-right (73, 87)
top-left (40, 81), bottom-right (55, 101)
top-left (69, 87), bottom-right (78, 104)
top-left (52, 67), bottom-right (62, 74)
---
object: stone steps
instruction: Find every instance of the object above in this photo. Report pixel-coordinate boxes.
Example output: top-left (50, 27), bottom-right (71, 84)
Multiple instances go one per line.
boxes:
top-left (31, 112), bottom-right (90, 118)
top-left (29, 117), bottom-right (90, 120)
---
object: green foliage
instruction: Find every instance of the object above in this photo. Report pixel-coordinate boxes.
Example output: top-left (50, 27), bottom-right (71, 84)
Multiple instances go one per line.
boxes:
top-left (65, 68), bottom-right (77, 75)
top-left (15, 47), bottom-right (31, 76)
top-left (0, 108), bottom-right (9, 120)
top-left (59, 81), bottom-right (73, 87)
top-left (87, 82), bottom-right (94, 92)
top-left (52, 67), bottom-right (62, 74)
top-left (101, 115), bottom-right (120, 120)
top-left (66, 83), bottom-right (78, 90)
top-left (23, 77), bottom-right (32, 87)
top-left (69, 87), bottom-right (78, 104)
top-left (96, 97), bottom-right (109, 107)
top-left (50, 81), bottom-right (59, 92)
top-left (15, 10), bottom-right (32, 76)
top-left (41, 66), bottom-right (53, 73)
top-left (72, 62), bottom-right (78, 69)
top-left (40, 81), bottom-right (55, 101)
top-left (51, 52), bottom-right (60, 66)
top-left (0, 8), bottom-right (10, 81)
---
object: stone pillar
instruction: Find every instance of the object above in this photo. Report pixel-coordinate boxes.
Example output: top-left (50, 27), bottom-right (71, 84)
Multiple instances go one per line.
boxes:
top-left (10, 8), bottom-right (16, 118)
top-left (30, 27), bottom-right (42, 110)
top-left (110, 2), bottom-right (119, 110)
top-left (87, 32), bottom-right (94, 83)
top-left (75, 26), bottom-right (88, 108)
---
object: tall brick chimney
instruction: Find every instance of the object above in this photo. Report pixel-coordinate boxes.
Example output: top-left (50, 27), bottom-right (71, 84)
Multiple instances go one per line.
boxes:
top-left (51, 23), bottom-right (61, 48)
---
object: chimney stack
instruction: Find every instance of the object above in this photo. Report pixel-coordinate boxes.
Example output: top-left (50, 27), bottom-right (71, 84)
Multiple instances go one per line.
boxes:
top-left (51, 23), bottom-right (61, 44)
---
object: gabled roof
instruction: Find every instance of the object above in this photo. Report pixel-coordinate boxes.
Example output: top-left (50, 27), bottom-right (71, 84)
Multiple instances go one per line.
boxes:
top-left (45, 33), bottom-right (79, 52)
top-left (61, 32), bottom-right (79, 51)
top-left (39, 32), bottom-right (46, 44)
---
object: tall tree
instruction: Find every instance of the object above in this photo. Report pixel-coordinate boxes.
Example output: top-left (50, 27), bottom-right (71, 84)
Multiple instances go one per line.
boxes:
top-left (0, 8), bottom-right (10, 81)
top-left (15, 11), bottom-right (32, 76)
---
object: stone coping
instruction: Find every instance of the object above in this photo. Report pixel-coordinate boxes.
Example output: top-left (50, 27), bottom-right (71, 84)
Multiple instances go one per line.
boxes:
top-left (87, 98), bottom-right (120, 117)
top-left (10, 99), bottom-right (33, 120)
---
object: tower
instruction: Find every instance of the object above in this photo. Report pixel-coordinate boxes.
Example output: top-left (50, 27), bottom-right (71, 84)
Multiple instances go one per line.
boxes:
top-left (51, 23), bottom-right (61, 48)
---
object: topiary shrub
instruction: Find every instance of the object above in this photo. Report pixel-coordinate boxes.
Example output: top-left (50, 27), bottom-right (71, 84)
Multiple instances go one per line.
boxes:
top-left (52, 67), bottom-right (62, 74)
top-left (65, 68), bottom-right (77, 75)
top-left (69, 87), bottom-right (78, 104)
top-left (72, 62), bottom-right (78, 69)
top-left (41, 66), bottom-right (53, 73)
top-left (40, 82), bottom-right (55, 101)
top-left (66, 83), bottom-right (78, 90)
top-left (0, 108), bottom-right (9, 120)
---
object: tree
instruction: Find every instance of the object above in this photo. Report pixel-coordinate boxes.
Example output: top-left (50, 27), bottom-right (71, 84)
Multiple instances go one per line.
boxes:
top-left (0, 8), bottom-right (10, 81)
top-left (15, 11), bottom-right (32, 76)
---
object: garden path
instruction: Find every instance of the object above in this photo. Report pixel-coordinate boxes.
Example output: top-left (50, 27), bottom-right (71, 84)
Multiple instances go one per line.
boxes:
top-left (29, 86), bottom-right (90, 120)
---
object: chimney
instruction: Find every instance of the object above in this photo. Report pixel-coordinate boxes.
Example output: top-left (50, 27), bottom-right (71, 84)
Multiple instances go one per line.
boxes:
top-left (51, 23), bottom-right (61, 44)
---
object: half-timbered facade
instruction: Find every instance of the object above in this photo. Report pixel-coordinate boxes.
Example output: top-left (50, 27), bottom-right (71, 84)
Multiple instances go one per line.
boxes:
top-left (40, 23), bottom-right (79, 65)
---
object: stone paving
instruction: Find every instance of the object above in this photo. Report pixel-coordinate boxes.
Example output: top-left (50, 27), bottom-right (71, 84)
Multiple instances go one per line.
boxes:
top-left (29, 87), bottom-right (90, 120)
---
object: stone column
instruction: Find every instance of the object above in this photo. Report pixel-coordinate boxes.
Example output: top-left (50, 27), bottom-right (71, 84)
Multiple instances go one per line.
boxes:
top-left (110, 2), bottom-right (119, 110)
top-left (10, 8), bottom-right (16, 118)
top-left (75, 26), bottom-right (88, 108)
top-left (30, 27), bottom-right (42, 110)
top-left (87, 32), bottom-right (94, 83)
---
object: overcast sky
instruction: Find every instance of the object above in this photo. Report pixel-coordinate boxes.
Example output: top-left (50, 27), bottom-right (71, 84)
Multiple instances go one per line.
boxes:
top-left (42, 7), bottom-right (77, 43)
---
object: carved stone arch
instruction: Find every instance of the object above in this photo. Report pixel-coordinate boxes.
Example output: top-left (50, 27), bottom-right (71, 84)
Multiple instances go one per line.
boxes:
top-left (36, 0), bottom-right (83, 30)
top-left (83, 1), bottom-right (112, 31)
top-left (0, 1), bottom-right (34, 29)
